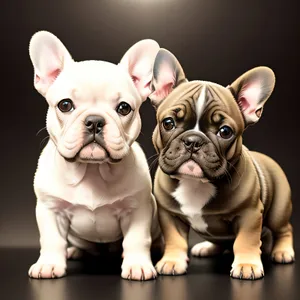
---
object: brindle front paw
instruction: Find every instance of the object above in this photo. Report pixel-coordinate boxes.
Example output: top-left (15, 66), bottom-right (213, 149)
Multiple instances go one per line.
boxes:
top-left (230, 264), bottom-right (264, 280)
top-left (272, 250), bottom-right (295, 264)
top-left (155, 254), bottom-right (189, 275)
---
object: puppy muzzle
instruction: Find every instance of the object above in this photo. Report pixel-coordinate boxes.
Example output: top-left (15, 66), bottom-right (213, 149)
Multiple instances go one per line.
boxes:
top-left (161, 131), bottom-right (225, 180)
top-left (64, 115), bottom-right (121, 164)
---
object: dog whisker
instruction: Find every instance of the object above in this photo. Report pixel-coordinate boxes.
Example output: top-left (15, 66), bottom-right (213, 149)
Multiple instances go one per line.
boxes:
top-left (147, 153), bottom-right (158, 162)
top-left (149, 157), bottom-right (159, 172)
top-left (39, 135), bottom-right (50, 149)
top-left (36, 126), bottom-right (47, 136)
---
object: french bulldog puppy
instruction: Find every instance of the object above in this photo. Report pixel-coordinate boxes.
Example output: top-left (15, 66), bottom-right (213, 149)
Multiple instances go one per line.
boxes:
top-left (149, 49), bottom-right (294, 280)
top-left (28, 31), bottom-right (161, 280)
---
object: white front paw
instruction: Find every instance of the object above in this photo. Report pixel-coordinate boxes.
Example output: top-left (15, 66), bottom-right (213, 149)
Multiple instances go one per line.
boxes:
top-left (121, 255), bottom-right (157, 281)
top-left (28, 254), bottom-right (67, 279)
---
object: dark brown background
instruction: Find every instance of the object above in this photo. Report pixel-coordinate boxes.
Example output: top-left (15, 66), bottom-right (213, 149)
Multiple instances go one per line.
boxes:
top-left (0, 0), bottom-right (299, 267)
top-left (1, 1), bottom-right (300, 299)
top-left (1, 0), bottom-right (299, 248)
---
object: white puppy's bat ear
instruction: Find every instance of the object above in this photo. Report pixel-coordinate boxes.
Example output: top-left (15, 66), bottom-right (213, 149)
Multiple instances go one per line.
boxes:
top-left (29, 31), bottom-right (73, 96)
top-left (227, 67), bottom-right (275, 127)
top-left (149, 49), bottom-right (187, 109)
top-left (119, 39), bottom-right (160, 102)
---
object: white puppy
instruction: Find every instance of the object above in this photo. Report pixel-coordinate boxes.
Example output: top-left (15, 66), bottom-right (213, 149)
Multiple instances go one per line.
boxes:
top-left (28, 31), bottom-right (160, 281)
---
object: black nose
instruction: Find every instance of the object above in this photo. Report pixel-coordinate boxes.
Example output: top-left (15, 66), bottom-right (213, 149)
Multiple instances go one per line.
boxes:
top-left (183, 135), bottom-right (203, 152)
top-left (85, 115), bottom-right (105, 134)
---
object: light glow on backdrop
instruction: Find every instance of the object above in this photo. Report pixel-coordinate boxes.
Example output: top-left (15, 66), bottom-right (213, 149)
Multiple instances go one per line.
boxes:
top-left (123, 0), bottom-right (175, 2)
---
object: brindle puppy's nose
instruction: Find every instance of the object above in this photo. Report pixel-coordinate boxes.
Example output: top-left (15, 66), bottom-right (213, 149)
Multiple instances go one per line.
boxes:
top-left (84, 115), bottom-right (105, 134)
top-left (183, 135), bottom-right (203, 152)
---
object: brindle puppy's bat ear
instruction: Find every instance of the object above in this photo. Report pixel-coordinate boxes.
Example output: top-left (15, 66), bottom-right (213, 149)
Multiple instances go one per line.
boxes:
top-left (227, 67), bottom-right (275, 127)
top-left (149, 49), bottom-right (187, 109)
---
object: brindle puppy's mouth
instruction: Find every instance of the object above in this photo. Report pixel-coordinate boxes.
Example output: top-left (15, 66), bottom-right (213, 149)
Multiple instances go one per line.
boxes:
top-left (159, 131), bottom-right (227, 181)
top-left (161, 147), bottom-right (226, 182)
top-left (170, 159), bottom-right (210, 182)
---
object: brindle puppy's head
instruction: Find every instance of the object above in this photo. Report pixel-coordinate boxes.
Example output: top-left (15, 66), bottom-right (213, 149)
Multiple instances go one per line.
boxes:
top-left (149, 49), bottom-right (275, 182)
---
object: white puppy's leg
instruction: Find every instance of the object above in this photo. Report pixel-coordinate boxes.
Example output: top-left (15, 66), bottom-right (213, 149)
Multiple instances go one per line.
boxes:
top-left (120, 195), bottom-right (156, 281)
top-left (28, 201), bottom-right (69, 279)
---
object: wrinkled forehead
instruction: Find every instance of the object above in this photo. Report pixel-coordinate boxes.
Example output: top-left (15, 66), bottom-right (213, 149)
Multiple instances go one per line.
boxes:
top-left (47, 60), bottom-right (140, 105)
top-left (195, 81), bottom-right (237, 116)
top-left (157, 81), bottom-right (237, 118)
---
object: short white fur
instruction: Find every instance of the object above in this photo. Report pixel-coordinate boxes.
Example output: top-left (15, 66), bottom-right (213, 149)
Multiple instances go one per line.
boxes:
top-left (194, 84), bottom-right (206, 131)
top-left (172, 178), bottom-right (216, 232)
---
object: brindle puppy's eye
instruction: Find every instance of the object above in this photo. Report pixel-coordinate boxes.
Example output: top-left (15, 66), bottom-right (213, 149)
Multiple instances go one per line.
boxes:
top-left (218, 125), bottom-right (233, 139)
top-left (162, 117), bottom-right (175, 131)
top-left (57, 99), bottom-right (74, 112)
top-left (116, 102), bottom-right (132, 116)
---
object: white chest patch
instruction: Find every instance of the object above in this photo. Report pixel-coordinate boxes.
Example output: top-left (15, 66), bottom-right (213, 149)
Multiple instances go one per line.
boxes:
top-left (172, 178), bottom-right (216, 232)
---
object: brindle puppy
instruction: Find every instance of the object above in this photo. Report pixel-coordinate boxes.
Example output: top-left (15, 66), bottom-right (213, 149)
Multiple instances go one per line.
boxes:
top-left (149, 49), bottom-right (294, 280)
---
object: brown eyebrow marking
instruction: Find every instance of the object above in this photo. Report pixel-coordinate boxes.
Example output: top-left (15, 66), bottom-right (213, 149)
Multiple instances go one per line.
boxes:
top-left (212, 113), bottom-right (224, 124)
top-left (173, 107), bottom-right (185, 119)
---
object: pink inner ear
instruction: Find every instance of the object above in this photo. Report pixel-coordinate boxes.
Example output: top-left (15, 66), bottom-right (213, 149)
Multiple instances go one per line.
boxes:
top-left (152, 82), bottom-right (174, 100)
top-left (131, 75), bottom-right (139, 84)
top-left (151, 61), bottom-right (177, 102)
top-left (238, 97), bottom-right (249, 111)
top-left (35, 68), bottom-right (61, 86)
top-left (157, 61), bottom-right (176, 87)
top-left (47, 68), bottom-right (61, 84)
top-left (238, 82), bottom-right (261, 113)
top-left (127, 58), bottom-right (154, 100)
top-left (35, 74), bottom-right (41, 84)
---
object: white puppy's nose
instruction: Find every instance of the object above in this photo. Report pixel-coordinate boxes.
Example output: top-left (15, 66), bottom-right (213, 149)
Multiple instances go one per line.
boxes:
top-left (84, 115), bottom-right (105, 134)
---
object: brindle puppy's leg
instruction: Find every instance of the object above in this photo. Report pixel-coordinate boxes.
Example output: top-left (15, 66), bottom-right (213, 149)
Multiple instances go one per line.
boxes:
top-left (231, 203), bottom-right (264, 280)
top-left (265, 178), bottom-right (294, 263)
top-left (155, 206), bottom-right (190, 275)
top-left (271, 223), bottom-right (294, 263)
top-left (263, 156), bottom-right (294, 263)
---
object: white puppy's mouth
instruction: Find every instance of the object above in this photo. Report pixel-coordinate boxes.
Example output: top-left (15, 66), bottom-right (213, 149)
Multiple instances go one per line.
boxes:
top-left (63, 141), bottom-right (123, 164)
top-left (78, 142), bottom-right (108, 162)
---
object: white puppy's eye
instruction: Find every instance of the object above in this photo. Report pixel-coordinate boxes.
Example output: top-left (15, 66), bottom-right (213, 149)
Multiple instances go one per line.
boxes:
top-left (116, 102), bottom-right (132, 116)
top-left (57, 99), bottom-right (74, 112)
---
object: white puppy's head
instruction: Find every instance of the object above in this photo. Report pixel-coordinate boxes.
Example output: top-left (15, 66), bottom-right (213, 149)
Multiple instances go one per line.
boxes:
top-left (29, 31), bottom-right (159, 163)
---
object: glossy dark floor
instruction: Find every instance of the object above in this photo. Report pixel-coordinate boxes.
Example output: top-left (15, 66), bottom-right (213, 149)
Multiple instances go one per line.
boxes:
top-left (1, 244), bottom-right (299, 300)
